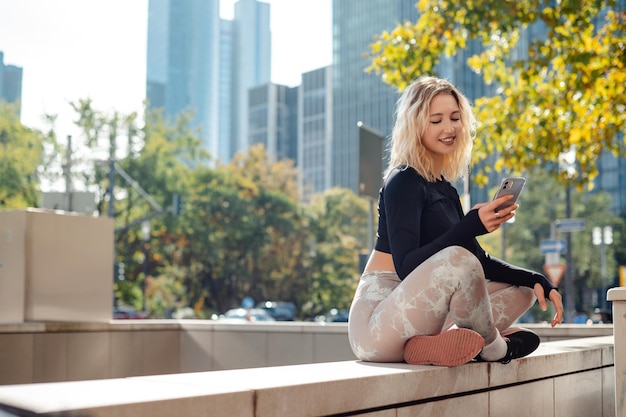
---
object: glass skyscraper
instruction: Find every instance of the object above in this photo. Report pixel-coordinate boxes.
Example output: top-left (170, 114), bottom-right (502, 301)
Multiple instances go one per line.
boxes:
top-left (231, 0), bottom-right (271, 159)
top-left (248, 83), bottom-right (297, 162)
top-left (146, 0), bottom-right (221, 157)
top-left (146, 0), bottom-right (270, 163)
top-left (331, 0), bottom-right (419, 192)
top-left (218, 19), bottom-right (234, 164)
top-left (299, 66), bottom-right (333, 200)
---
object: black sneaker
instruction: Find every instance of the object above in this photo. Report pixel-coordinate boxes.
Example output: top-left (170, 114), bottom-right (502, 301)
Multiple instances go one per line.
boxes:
top-left (498, 329), bottom-right (541, 364)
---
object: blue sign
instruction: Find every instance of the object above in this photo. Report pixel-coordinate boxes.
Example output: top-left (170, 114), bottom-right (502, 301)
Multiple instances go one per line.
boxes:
top-left (540, 239), bottom-right (567, 254)
top-left (555, 218), bottom-right (585, 232)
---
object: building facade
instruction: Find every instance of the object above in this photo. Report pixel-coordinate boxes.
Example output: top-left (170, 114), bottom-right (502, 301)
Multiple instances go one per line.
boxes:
top-left (218, 19), bottom-right (234, 164)
top-left (248, 83), bottom-right (298, 162)
top-left (146, 0), bottom-right (270, 164)
top-left (331, 0), bottom-right (420, 192)
top-left (0, 51), bottom-right (23, 118)
top-left (298, 66), bottom-right (333, 200)
top-left (231, 0), bottom-right (271, 160)
top-left (146, 0), bottom-right (221, 157)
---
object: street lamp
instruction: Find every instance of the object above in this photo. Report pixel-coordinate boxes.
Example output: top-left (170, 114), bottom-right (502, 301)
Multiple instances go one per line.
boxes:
top-left (592, 226), bottom-right (613, 310)
top-left (141, 221), bottom-right (151, 313)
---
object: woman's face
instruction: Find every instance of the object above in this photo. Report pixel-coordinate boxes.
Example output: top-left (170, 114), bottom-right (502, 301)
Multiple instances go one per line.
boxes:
top-left (421, 93), bottom-right (462, 163)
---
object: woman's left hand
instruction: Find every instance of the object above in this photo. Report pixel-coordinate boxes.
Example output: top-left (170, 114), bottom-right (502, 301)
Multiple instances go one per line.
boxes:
top-left (534, 283), bottom-right (564, 327)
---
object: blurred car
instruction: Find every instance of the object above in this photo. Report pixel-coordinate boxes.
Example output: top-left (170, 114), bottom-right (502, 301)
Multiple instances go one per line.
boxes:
top-left (216, 308), bottom-right (276, 323)
top-left (589, 308), bottom-right (612, 324)
top-left (315, 308), bottom-right (349, 323)
top-left (256, 301), bottom-right (296, 321)
top-left (113, 306), bottom-right (148, 319)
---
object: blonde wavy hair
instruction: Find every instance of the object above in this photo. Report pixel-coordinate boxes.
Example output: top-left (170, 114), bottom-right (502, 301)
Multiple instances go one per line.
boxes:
top-left (385, 76), bottom-right (476, 182)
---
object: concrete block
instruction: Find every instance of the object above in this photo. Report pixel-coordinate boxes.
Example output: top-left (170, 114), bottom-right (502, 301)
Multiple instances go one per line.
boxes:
top-left (0, 209), bottom-right (113, 323)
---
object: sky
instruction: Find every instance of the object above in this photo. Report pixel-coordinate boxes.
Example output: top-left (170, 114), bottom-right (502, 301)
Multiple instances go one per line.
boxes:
top-left (0, 0), bottom-right (332, 136)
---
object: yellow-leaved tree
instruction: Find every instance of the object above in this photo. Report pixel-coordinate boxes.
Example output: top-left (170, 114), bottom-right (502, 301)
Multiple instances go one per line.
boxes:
top-left (368, 0), bottom-right (625, 187)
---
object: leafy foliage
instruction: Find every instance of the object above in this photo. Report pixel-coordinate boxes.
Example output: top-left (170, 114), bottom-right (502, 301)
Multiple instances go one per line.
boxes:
top-left (0, 102), bottom-right (47, 208)
top-left (477, 167), bottom-right (623, 317)
top-left (367, 0), bottom-right (625, 187)
top-left (304, 187), bottom-right (370, 318)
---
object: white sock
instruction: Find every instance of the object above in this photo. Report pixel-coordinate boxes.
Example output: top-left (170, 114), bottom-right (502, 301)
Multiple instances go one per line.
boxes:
top-left (479, 335), bottom-right (507, 361)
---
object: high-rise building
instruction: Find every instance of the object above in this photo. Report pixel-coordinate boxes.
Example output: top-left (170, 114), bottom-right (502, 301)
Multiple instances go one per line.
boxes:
top-left (0, 51), bottom-right (23, 118)
top-left (331, 0), bottom-right (419, 193)
top-left (594, 146), bottom-right (626, 216)
top-left (146, 0), bottom-right (221, 158)
top-left (218, 18), bottom-right (234, 164)
top-left (248, 83), bottom-right (297, 162)
top-left (231, 0), bottom-right (271, 160)
top-left (146, 0), bottom-right (270, 164)
top-left (298, 66), bottom-right (333, 200)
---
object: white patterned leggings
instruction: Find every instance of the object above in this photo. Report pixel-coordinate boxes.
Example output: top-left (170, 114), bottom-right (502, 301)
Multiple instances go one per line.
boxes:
top-left (348, 246), bottom-right (536, 362)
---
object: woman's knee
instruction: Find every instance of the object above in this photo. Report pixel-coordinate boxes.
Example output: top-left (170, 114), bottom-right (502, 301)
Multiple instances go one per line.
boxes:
top-left (437, 246), bottom-right (484, 276)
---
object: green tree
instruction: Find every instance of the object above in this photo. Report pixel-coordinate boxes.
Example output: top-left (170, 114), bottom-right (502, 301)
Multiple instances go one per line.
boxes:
top-left (0, 102), bottom-right (48, 208)
top-left (304, 187), bottom-right (370, 318)
top-left (113, 108), bottom-right (207, 314)
top-left (67, 101), bottom-right (206, 315)
top-left (367, 0), bottom-right (625, 187)
top-left (478, 168), bottom-right (622, 318)
top-left (179, 156), bottom-right (306, 315)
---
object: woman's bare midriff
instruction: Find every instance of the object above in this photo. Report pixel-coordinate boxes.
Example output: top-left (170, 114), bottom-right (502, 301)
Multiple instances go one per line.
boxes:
top-left (363, 249), bottom-right (396, 273)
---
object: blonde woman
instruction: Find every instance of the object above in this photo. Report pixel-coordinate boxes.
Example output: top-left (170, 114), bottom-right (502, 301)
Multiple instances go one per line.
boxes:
top-left (348, 76), bottom-right (563, 366)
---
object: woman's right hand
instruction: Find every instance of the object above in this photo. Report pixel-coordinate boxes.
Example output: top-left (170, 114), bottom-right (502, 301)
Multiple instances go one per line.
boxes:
top-left (475, 195), bottom-right (519, 233)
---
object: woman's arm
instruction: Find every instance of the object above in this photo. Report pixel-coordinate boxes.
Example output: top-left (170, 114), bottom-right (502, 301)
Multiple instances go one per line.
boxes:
top-left (481, 252), bottom-right (557, 299)
top-left (384, 170), bottom-right (488, 279)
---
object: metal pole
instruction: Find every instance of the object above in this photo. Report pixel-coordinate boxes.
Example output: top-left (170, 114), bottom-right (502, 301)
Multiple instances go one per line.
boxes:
top-left (141, 221), bottom-right (150, 314)
top-left (109, 158), bottom-right (116, 307)
top-left (142, 242), bottom-right (148, 313)
top-left (564, 184), bottom-right (574, 323)
top-left (600, 241), bottom-right (607, 310)
top-left (64, 135), bottom-right (73, 211)
top-left (108, 159), bottom-right (115, 218)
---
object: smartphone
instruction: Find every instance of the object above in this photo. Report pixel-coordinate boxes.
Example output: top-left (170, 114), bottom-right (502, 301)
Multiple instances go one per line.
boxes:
top-left (492, 177), bottom-right (526, 211)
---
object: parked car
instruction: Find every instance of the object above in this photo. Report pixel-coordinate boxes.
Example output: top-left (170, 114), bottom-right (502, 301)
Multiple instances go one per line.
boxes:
top-left (590, 308), bottom-right (612, 324)
top-left (256, 301), bottom-right (296, 321)
top-left (113, 306), bottom-right (148, 319)
top-left (216, 308), bottom-right (276, 323)
top-left (315, 308), bottom-right (349, 323)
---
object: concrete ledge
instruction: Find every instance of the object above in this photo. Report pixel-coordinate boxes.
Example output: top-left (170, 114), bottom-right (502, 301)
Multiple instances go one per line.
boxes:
top-left (0, 336), bottom-right (614, 417)
top-left (0, 321), bottom-right (614, 386)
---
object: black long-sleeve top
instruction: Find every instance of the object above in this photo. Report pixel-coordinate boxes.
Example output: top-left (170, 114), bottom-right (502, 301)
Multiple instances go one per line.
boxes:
top-left (374, 166), bottom-right (556, 298)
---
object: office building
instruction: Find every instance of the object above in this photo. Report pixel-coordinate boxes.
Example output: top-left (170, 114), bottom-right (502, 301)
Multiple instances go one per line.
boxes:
top-left (231, 0), bottom-right (271, 160)
top-left (218, 19), bottom-right (234, 163)
top-left (298, 66), bottom-right (333, 200)
top-left (146, 0), bottom-right (221, 158)
top-left (248, 83), bottom-right (298, 162)
top-left (594, 147), bottom-right (626, 216)
top-left (0, 51), bottom-right (23, 118)
top-left (331, 1), bottom-right (419, 192)
top-left (146, 0), bottom-right (270, 163)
